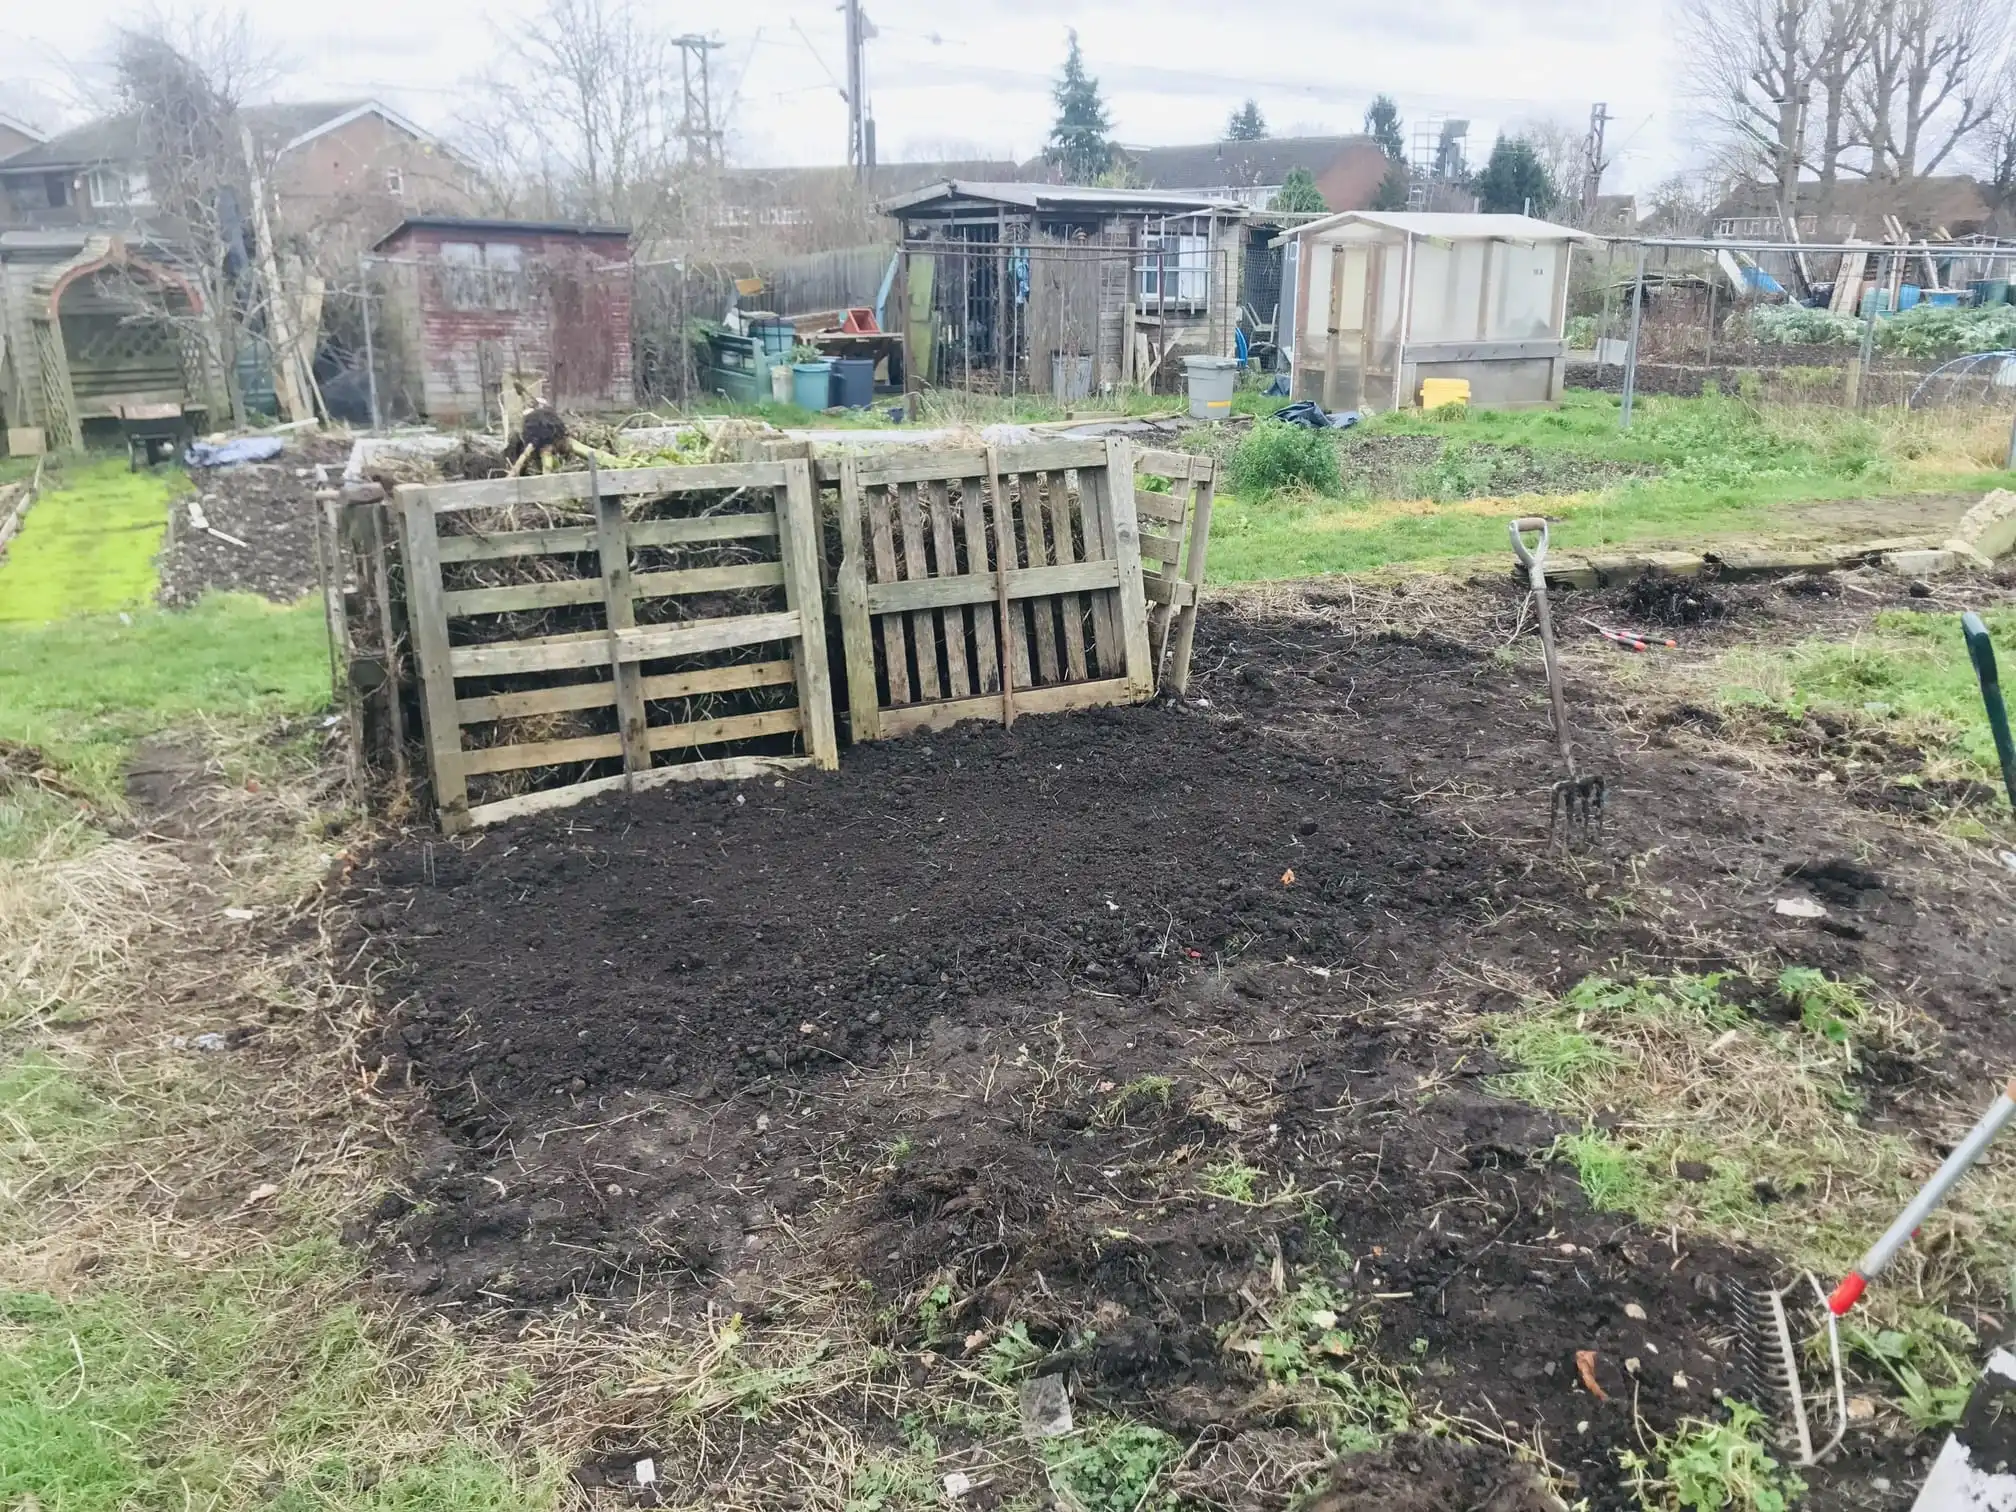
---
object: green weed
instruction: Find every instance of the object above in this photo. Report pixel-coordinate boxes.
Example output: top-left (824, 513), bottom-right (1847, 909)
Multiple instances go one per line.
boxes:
top-left (1227, 420), bottom-right (1342, 498)
top-left (1040, 1420), bottom-right (1182, 1512)
top-left (981, 1322), bottom-right (1047, 1383)
top-left (1620, 1401), bottom-right (1804, 1511)
top-left (1845, 1322), bottom-right (1974, 1432)
top-left (1227, 1281), bottom-right (1413, 1451)
top-left (1095, 1074), bottom-right (1174, 1127)
top-left (1199, 1159), bottom-right (1262, 1203)
top-left (1775, 968), bottom-right (1870, 1048)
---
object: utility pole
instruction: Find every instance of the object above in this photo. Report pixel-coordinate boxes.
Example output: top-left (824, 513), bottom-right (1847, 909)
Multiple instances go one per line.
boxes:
top-left (674, 34), bottom-right (725, 168)
top-left (1581, 103), bottom-right (1611, 225)
top-left (843, 0), bottom-right (876, 179)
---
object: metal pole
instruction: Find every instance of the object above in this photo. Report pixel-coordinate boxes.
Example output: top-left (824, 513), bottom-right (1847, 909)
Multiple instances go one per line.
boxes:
top-left (1853, 254), bottom-right (1886, 412)
top-left (1704, 274), bottom-right (1716, 370)
top-left (1618, 243), bottom-right (1648, 429)
top-left (359, 255), bottom-right (381, 432)
top-left (2004, 402), bottom-right (2015, 472)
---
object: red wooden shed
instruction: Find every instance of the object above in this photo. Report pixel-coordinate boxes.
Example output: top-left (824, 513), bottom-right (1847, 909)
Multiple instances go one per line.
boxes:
top-left (371, 217), bottom-right (633, 425)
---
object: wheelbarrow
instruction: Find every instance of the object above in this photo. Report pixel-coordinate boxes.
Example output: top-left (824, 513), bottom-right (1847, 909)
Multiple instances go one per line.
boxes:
top-left (117, 402), bottom-right (192, 471)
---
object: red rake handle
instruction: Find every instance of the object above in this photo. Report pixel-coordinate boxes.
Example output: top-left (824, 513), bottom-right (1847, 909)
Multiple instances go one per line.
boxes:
top-left (1829, 1079), bottom-right (2016, 1316)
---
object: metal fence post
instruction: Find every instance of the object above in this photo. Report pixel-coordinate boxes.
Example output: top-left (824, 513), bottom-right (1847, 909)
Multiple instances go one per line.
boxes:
top-left (359, 254), bottom-right (381, 432)
top-left (1618, 243), bottom-right (1648, 429)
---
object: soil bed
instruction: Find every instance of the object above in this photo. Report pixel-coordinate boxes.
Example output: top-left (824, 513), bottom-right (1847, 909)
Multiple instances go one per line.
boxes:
top-left (159, 435), bottom-right (351, 606)
top-left (358, 586), bottom-right (2016, 1509)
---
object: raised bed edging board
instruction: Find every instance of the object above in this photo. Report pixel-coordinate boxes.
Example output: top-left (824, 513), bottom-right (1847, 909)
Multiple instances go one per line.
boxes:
top-left (0, 461), bottom-right (44, 563)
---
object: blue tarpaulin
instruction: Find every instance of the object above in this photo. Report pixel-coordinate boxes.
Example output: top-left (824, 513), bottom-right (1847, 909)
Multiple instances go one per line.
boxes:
top-left (185, 437), bottom-right (285, 468)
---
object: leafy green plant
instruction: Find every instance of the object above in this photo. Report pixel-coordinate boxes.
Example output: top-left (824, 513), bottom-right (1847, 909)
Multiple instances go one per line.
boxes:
top-left (1775, 968), bottom-right (1869, 1047)
top-left (1226, 420), bottom-right (1341, 498)
top-left (1041, 1421), bottom-right (1182, 1512)
top-left (1199, 1159), bottom-right (1261, 1202)
top-left (915, 1283), bottom-right (955, 1341)
top-left (982, 1321), bottom-right (1047, 1383)
top-left (1094, 1075), bottom-right (1174, 1127)
top-left (1620, 1402), bottom-right (1805, 1511)
top-left (1846, 1323), bottom-right (1974, 1432)
top-left (1227, 1281), bottom-right (1413, 1450)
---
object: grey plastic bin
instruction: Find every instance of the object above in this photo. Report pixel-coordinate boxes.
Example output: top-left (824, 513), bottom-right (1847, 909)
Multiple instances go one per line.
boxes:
top-left (1183, 355), bottom-right (1239, 420)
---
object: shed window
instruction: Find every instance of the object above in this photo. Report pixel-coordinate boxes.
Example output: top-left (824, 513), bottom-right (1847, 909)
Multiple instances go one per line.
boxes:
top-left (483, 244), bottom-right (525, 310)
top-left (440, 241), bottom-right (487, 310)
top-left (1138, 232), bottom-right (1209, 304)
top-left (86, 168), bottom-right (152, 208)
top-left (385, 166), bottom-right (405, 197)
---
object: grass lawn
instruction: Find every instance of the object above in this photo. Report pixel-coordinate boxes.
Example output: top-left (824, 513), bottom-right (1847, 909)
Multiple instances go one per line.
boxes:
top-left (1206, 392), bottom-right (2016, 581)
top-left (0, 456), bottom-right (185, 623)
top-left (0, 595), bottom-right (330, 855)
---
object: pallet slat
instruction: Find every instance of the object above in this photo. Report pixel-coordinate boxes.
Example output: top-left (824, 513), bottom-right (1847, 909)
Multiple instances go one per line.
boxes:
top-left (449, 609), bottom-right (803, 677)
top-left (1043, 470), bottom-right (1091, 682)
top-left (865, 483), bottom-right (912, 705)
top-left (877, 677), bottom-right (1138, 737)
top-left (895, 481), bottom-right (943, 702)
top-left (397, 460), bottom-right (790, 512)
top-left (465, 754), bottom-right (813, 828)
top-left (926, 478), bottom-right (972, 699)
top-left (436, 511), bottom-right (777, 563)
top-left (834, 457), bottom-right (883, 740)
top-left (1016, 473), bottom-right (1062, 685)
top-left (867, 560), bottom-right (1120, 614)
top-left (957, 474), bottom-right (1001, 695)
top-left (455, 659), bottom-right (797, 724)
top-left (441, 560), bottom-right (785, 617)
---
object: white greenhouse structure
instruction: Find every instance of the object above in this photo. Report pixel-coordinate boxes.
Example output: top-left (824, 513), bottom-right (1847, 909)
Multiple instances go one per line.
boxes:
top-left (1272, 211), bottom-right (1596, 411)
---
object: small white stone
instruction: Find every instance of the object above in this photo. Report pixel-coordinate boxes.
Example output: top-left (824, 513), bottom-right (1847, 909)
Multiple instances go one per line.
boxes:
top-left (755, 1113), bottom-right (771, 1133)
top-left (1624, 1302), bottom-right (1647, 1321)
top-left (1577, 1420), bottom-right (1591, 1435)
top-left (1626, 1357), bottom-right (1641, 1375)
top-left (943, 1471), bottom-right (974, 1498)
top-left (1774, 897), bottom-right (1827, 920)
top-left (634, 1458), bottom-right (656, 1486)
top-left (1673, 1371), bottom-right (1690, 1390)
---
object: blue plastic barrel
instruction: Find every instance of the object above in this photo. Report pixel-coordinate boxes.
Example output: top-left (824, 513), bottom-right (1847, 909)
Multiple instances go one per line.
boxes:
top-left (830, 358), bottom-right (875, 408)
top-left (791, 360), bottom-right (833, 410)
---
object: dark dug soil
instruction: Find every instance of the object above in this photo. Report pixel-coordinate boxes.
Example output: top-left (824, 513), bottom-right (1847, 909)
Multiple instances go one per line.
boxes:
top-left (356, 590), bottom-right (2016, 1510)
top-left (159, 435), bottom-right (352, 607)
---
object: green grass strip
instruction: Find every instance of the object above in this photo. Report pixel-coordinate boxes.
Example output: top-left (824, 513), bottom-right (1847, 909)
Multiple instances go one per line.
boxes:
top-left (0, 458), bottom-right (182, 623)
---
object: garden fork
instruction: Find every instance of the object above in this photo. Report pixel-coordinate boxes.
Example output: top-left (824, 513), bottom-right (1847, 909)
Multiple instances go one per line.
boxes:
top-left (1509, 517), bottom-right (1604, 848)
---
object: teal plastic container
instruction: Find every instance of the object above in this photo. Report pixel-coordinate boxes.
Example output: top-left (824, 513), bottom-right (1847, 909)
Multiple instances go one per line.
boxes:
top-left (791, 360), bottom-right (834, 410)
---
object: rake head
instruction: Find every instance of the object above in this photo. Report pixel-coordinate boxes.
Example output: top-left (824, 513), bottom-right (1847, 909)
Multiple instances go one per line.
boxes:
top-left (1735, 1272), bottom-right (1848, 1468)
top-left (1549, 773), bottom-right (1607, 849)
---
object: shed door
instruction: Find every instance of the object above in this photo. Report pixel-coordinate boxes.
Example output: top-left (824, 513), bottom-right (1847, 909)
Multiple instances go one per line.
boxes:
top-left (1307, 243), bottom-right (1372, 408)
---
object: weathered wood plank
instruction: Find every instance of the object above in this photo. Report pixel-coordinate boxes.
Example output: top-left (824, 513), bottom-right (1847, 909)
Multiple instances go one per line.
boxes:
top-left (449, 610), bottom-right (802, 677)
top-left (397, 461), bottom-right (790, 513)
top-left (440, 560), bottom-right (785, 618)
top-left (876, 676), bottom-right (1138, 738)
top-left (834, 457), bottom-right (883, 740)
top-left (1134, 487), bottom-right (1188, 525)
top-left (646, 705), bottom-right (802, 754)
top-left (455, 659), bottom-right (796, 724)
top-left (465, 753), bottom-right (813, 828)
top-left (397, 493), bottom-right (470, 830)
top-left (851, 447), bottom-right (990, 489)
top-left (595, 478), bottom-right (651, 776)
top-left (865, 483), bottom-right (911, 704)
top-left (1104, 437), bottom-right (1155, 698)
top-left (435, 511), bottom-right (777, 563)
top-left (1015, 473), bottom-right (1061, 685)
top-left (778, 458), bottom-right (841, 770)
top-left (1142, 577), bottom-right (1198, 607)
top-left (1138, 530), bottom-right (1185, 568)
top-left (1043, 470), bottom-right (1090, 681)
top-left (895, 481), bottom-right (942, 702)
top-left (1078, 461), bottom-right (1121, 677)
top-left (985, 447), bottom-right (1020, 722)
top-left (1164, 467), bottom-right (1215, 695)
top-left (1135, 449), bottom-right (1197, 480)
top-left (956, 475), bottom-right (1000, 695)
top-left (462, 729), bottom-right (624, 775)
top-left (989, 439), bottom-right (1107, 474)
top-left (926, 478), bottom-right (971, 698)
top-left (866, 559), bottom-right (1120, 614)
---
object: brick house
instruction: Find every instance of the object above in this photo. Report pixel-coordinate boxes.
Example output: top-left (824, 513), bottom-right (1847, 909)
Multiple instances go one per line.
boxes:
top-left (369, 217), bottom-right (634, 425)
top-left (0, 99), bottom-right (473, 247)
top-left (1021, 136), bottom-right (1396, 214)
top-left (0, 112), bottom-right (43, 166)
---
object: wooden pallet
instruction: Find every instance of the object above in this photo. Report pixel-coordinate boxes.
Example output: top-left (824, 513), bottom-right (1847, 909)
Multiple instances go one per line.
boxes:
top-left (1133, 448), bottom-right (1216, 695)
top-left (395, 459), bottom-right (838, 832)
top-left (829, 436), bottom-right (1155, 740)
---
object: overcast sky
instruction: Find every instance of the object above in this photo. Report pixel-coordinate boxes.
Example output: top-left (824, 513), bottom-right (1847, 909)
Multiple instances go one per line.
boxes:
top-left (4, 0), bottom-right (1689, 193)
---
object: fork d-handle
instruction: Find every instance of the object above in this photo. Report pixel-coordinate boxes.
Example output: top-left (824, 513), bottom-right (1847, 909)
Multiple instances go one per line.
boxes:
top-left (1510, 517), bottom-right (1576, 776)
top-left (1963, 611), bottom-right (2016, 811)
top-left (1829, 1077), bottom-right (2016, 1316)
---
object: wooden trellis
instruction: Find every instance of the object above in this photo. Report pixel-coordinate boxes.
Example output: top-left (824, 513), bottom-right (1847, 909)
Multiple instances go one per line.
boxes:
top-left (829, 437), bottom-right (1155, 740)
top-left (395, 458), bottom-right (838, 832)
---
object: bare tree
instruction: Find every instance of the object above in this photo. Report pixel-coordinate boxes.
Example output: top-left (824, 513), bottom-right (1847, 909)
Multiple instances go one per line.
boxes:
top-left (1807, 0), bottom-right (1874, 188)
top-left (1855, 0), bottom-right (2003, 180)
top-left (1976, 55), bottom-right (2016, 213)
top-left (1678, 0), bottom-right (1816, 206)
top-left (111, 10), bottom-right (285, 426)
top-left (1513, 116), bottom-right (1591, 208)
top-left (458, 0), bottom-right (684, 236)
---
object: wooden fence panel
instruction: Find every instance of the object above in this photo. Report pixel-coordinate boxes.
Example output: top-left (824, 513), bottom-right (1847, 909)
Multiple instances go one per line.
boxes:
top-left (395, 463), bottom-right (838, 832)
top-left (829, 438), bottom-right (1154, 739)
